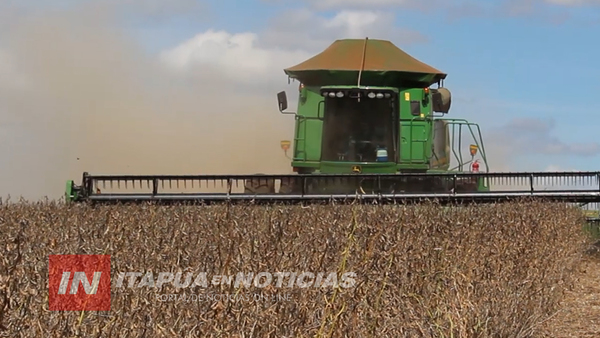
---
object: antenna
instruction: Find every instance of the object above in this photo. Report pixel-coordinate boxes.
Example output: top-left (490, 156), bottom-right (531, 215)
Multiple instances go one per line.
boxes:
top-left (357, 37), bottom-right (368, 101)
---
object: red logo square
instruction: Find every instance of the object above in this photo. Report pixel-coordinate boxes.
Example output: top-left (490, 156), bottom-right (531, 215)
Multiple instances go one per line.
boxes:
top-left (48, 255), bottom-right (111, 311)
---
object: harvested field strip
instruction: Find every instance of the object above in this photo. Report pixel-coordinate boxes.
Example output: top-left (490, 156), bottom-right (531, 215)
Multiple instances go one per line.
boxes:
top-left (0, 201), bottom-right (591, 337)
top-left (540, 256), bottom-right (600, 337)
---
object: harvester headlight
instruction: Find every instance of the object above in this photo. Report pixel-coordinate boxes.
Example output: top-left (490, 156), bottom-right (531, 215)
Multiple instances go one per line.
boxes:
top-left (384, 93), bottom-right (391, 98)
top-left (367, 92), bottom-right (376, 99)
top-left (322, 91), bottom-right (328, 97)
top-left (336, 91), bottom-right (344, 98)
top-left (376, 93), bottom-right (384, 99)
top-left (328, 92), bottom-right (336, 98)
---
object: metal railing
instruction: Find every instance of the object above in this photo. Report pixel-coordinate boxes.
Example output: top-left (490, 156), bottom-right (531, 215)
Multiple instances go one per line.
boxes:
top-left (70, 171), bottom-right (600, 205)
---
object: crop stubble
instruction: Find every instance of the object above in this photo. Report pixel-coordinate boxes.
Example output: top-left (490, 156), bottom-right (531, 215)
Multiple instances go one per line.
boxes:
top-left (0, 201), bottom-right (591, 337)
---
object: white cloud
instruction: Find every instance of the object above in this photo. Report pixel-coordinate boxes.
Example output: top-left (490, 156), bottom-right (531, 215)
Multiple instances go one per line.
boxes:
top-left (159, 30), bottom-right (311, 87)
top-left (159, 9), bottom-right (426, 88)
top-left (322, 10), bottom-right (383, 36)
top-left (260, 9), bottom-right (409, 51)
top-left (259, 8), bottom-right (427, 52)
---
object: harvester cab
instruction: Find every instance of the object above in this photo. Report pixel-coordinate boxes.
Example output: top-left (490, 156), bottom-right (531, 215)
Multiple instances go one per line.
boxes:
top-left (276, 85), bottom-right (488, 172)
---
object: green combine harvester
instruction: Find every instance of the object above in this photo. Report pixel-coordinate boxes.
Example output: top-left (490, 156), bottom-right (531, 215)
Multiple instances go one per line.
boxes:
top-left (65, 38), bottom-right (600, 213)
top-left (260, 38), bottom-right (488, 195)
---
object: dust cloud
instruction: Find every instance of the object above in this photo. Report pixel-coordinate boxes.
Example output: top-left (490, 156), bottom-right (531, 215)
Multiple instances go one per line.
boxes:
top-left (0, 4), bottom-right (294, 200)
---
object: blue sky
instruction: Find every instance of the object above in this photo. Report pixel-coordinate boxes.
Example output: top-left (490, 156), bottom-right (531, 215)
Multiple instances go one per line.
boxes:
top-left (0, 0), bottom-right (600, 198)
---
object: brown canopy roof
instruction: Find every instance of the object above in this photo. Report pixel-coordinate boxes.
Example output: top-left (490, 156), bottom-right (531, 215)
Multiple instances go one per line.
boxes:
top-left (284, 38), bottom-right (446, 87)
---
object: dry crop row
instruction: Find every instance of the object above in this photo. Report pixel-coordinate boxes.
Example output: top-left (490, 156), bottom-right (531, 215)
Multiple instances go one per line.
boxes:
top-left (0, 201), bottom-right (590, 337)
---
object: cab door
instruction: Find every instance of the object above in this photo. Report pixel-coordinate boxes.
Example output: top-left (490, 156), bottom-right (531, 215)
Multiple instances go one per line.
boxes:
top-left (398, 89), bottom-right (430, 165)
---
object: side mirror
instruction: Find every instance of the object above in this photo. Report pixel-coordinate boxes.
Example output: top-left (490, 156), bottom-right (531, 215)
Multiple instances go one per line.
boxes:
top-left (277, 91), bottom-right (288, 112)
top-left (431, 87), bottom-right (451, 113)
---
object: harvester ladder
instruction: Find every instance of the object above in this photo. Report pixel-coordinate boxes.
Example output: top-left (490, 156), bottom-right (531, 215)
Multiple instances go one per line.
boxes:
top-left (293, 115), bottom-right (308, 161)
top-left (293, 101), bottom-right (325, 162)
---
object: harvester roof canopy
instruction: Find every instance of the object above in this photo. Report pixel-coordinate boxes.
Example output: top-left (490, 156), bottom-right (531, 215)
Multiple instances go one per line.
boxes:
top-left (284, 38), bottom-right (447, 87)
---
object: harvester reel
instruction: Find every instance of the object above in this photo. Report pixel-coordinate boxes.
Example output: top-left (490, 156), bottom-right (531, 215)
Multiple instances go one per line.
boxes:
top-left (244, 175), bottom-right (276, 194)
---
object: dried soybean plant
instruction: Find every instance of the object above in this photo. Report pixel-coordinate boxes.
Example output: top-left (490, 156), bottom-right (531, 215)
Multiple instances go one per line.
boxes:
top-left (0, 200), bottom-right (589, 337)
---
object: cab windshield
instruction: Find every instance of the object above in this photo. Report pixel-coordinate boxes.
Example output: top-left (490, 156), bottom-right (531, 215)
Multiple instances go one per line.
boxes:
top-left (321, 93), bottom-right (397, 162)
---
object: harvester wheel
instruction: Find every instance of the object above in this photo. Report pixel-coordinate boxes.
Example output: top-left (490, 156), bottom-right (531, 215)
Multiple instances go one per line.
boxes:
top-left (244, 175), bottom-right (275, 194)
